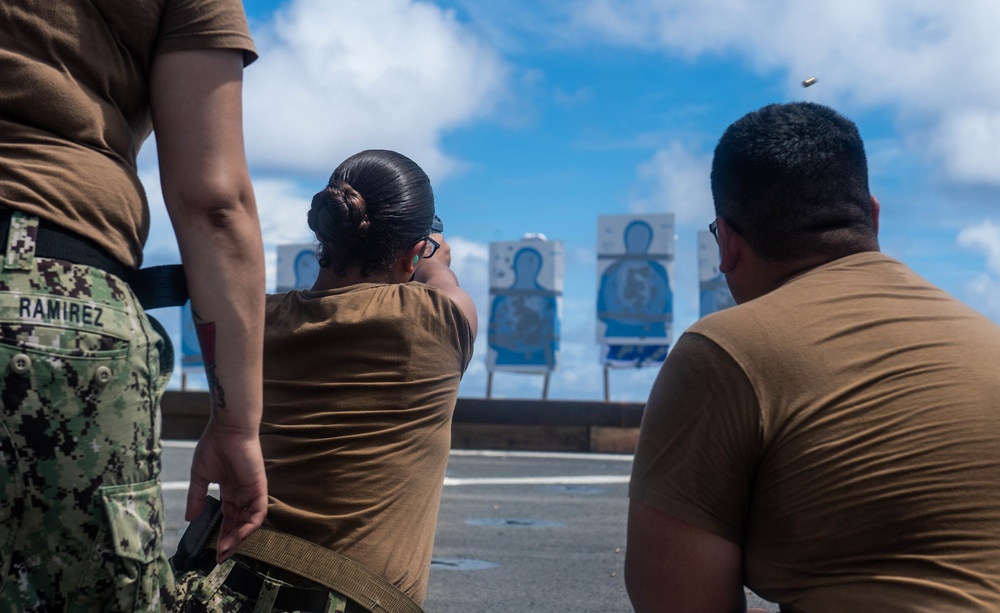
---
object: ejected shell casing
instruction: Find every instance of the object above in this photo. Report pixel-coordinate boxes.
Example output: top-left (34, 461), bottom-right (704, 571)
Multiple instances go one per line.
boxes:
top-left (802, 76), bottom-right (818, 87)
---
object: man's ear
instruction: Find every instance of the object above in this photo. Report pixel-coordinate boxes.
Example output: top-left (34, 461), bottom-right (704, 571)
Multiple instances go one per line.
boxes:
top-left (870, 195), bottom-right (880, 235)
top-left (718, 218), bottom-right (741, 274)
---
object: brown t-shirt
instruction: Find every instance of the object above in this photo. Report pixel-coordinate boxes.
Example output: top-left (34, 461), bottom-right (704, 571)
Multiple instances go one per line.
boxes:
top-left (0, 0), bottom-right (256, 268)
top-left (631, 252), bottom-right (1000, 612)
top-left (261, 282), bottom-right (475, 604)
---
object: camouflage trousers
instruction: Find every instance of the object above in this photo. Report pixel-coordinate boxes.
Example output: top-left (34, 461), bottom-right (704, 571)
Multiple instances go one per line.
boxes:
top-left (173, 555), bottom-right (351, 613)
top-left (0, 211), bottom-right (174, 611)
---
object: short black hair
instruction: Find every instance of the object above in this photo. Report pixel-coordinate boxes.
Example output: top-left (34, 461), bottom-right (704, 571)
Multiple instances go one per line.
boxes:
top-left (710, 102), bottom-right (877, 261)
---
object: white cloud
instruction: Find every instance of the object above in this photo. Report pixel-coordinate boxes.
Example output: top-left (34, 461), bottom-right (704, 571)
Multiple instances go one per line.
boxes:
top-left (932, 111), bottom-right (1000, 186)
top-left (628, 141), bottom-right (713, 223)
top-left (141, 166), bottom-right (318, 292)
top-left (243, 0), bottom-right (508, 180)
top-left (254, 178), bottom-right (316, 247)
top-left (448, 235), bottom-right (491, 331)
top-left (570, 0), bottom-right (1000, 187)
top-left (958, 219), bottom-right (1000, 320)
top-left (254, 177), bottom-right (318, 292)
top-left (446, 235), bottom-right (491, 393)
top-left (138, 168), bottom-right (178, 263)
top-left (958, 219), bottom-right (1000, 274)
top-left (963, 274), bottom-right (1000, 321)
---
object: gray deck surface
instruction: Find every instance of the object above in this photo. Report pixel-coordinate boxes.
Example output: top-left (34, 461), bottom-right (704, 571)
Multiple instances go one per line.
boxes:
top-left (162, 442), bottom-right (777, 612)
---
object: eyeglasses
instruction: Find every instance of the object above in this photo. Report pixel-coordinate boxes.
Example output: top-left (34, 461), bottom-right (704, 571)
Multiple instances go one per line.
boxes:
top-left (409, 236), bottom-right (440, 259)
top-left (710, 218), bottom-right (743, 244)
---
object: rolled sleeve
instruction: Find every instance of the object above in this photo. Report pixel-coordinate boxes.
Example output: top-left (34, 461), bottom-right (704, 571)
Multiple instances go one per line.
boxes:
top-left (156, 0), bottom-right (258, 65)
top-left (630, 332), bottom-right (762, 545)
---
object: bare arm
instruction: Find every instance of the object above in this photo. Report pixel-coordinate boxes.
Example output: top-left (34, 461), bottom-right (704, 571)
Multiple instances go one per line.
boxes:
top-left (413, 234), bottom-right (478, 340)
top-left (150, 49), bottom-right (266, 561)
top-left (625, 500), bottom-right (749, 613)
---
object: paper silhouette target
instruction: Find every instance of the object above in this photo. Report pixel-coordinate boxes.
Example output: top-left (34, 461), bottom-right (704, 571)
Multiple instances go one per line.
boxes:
top-left (596, 214), bottom-right (674, 346)
top-left (698, 230), bottom-right (737, 317)
top-left (276, 243), bottom-right (320, 292)
top-left (487, 239), bottom-right (564, 373)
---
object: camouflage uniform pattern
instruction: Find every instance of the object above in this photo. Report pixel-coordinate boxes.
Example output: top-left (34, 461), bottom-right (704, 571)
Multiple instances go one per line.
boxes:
top-left (0, 212), bottom-right (174, 611)
top-left (173, 557), bottom-right (349, 613)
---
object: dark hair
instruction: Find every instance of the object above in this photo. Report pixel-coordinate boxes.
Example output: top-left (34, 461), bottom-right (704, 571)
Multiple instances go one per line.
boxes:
top-left (308, 150), bottom-right (435, 276)
top-left (710, 102), bottom-right (876, 261)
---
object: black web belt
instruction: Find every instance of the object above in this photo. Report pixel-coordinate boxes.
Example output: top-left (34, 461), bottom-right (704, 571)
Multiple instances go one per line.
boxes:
top-left (0, 208), bottom-right (188, 310)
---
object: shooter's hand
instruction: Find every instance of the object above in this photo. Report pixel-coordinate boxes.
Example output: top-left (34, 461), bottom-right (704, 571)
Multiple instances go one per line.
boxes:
top-left (413, 233), bottom-right (478, 339)
top-left (427, 232), bottom-right (451, 267)
top-left (185, 419), bottom-right (268, 562)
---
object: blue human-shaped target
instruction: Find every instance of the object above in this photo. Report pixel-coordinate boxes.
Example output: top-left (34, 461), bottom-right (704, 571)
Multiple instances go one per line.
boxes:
top-left (597, 221), bottom-right (672, 340)
top-left (294, 249), bottom-right (320, 289)
top-left (488, 247), bottom-right (559, 368)
top-left (699, 272), bottom-right (737, 317)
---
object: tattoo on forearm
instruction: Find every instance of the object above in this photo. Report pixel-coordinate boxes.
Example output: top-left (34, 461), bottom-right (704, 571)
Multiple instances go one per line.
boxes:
top-left (193, 309), bottom-right (226, 411)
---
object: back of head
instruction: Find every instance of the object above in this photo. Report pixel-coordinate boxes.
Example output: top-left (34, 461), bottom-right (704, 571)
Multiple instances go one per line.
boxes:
top-left (308, 150), bottom-right (435, 276)
top-left (710, 102), bottom-right (877, 262)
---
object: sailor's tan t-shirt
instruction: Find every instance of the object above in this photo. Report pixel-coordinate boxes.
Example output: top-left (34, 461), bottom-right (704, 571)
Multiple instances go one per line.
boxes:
top-left (0, 0), bottom-right (256, 268)
top-left (261, 282), bottom-right (474, 604)
top-left (631, 252), bottom-right (1000, 612)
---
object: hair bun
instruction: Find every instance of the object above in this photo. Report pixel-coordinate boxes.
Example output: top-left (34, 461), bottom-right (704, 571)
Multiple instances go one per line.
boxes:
top-left (307, 180), bottom-right (369, 240)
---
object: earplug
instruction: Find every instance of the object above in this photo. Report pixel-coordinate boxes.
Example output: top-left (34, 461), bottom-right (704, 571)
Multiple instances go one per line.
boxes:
top-left (413, 255), bottom-right (420, 265)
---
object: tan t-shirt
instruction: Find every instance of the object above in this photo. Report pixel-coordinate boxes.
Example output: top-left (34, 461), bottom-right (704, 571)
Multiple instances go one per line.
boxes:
top-left (0, 0), bottom-right (256, 268)
top-left (261, 282), bottom-right (475, 604)
top-left (631, 252), bottom-right (1000, 612)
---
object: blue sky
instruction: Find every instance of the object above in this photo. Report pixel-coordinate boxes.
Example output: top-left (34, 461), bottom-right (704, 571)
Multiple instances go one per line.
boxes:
top-left (140, 0), bottom-right (1000, 401)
